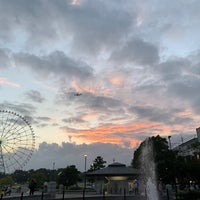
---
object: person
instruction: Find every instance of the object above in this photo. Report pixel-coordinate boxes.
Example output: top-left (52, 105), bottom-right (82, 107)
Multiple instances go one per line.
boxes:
top-left (29, 179), bottom-right (37, 195)
top-left (1, 186), bottom-right (6, 197)
top-left (129, 184), bottom-right (133, 194)
top-left (5, 185), bottom-right (11, 196)
top-left (134, 179), bottom-right (139, 195)
top-left (43, 182), bottom-right (48, 193)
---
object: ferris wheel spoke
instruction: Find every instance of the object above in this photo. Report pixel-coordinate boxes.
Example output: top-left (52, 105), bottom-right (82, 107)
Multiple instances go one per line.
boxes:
top-left (0, 145), bottom-right (6, 174)
top-left (2, 148), bottom-right (32, 169)
top-left (14, 151), bottom-right (32, 160)
top-left (2, 143), bottom-right (31, 155)
top-left (18, 146), bottom-right (34, 152)
top-left (2, 125), bottom-right (26, 139)
top-left (5, 138), bottom-right (35, 148)
top-left (1, 115), bottom-right (21, 139)
top-left (1, 125), bottom-right (26, 140)
top-left (6, 143), bottom-right (34, 149)
top-left (3, 124), bottom-right (29, 139)
top-left (5, 140), bottom-right (31, 146)
top-left (3, 113), bottom-right (18, 137)
top-left (5, 139), bottom-right (35, 148)
top-left (13, 151), bottom-right (33, 162)
top-left (9, 154), bottom-right (24, 170)
top-left (3, 126), bottom-right (34, 142)
top-left (0, 112), bottom-right (11, 138)
top-left (2, 144), bottom-right (16, 156)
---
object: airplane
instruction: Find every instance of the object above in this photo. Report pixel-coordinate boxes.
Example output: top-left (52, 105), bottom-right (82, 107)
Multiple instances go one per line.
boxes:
top-left (74, 92), bottom-right (82, 96)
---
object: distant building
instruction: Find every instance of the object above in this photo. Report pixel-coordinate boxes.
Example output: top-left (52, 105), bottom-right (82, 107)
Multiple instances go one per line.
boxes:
top-left (173, 128), bottom-right (200, 159)
top-left (86, 162), bottom-right (140, 194)
top-left (196, 127), bottom-right (200, 143)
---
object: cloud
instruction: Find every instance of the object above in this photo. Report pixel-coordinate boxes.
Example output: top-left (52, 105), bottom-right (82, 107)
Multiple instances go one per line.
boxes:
top-left (168, 77), bottom-right (200, 113)
top-left (0, 0), bottom-right (134, 56)
top-left (0, 101), bottom-right (36, 117)
top-left (14, 51), bottom-right (93, 81)
top-left (110, 37), bottom-right (159, 66)
top-left (24, 90), bottom-right (45, 103)
top-left (25, 141), bottom-right (135, 172)
top-left (60, 120), bottom-right (172, 148)
top-left (62, 117), bottom-right (85, 124)
top-left (0, 77), bottom-right (20, 88)
top-left (154, 57), bottom-right (190, 81)
top-left (0, 0), bottom-right (58, 45)
top-left (58, 89), bottom-right (125, 111)
top-left (37, 116), bottom-right (51, 122)
top-left (66, 0), bottom-right (133, 55)
top-left (0, 48), bottom-right (12, 69)
top-left (131, 105), bottom-right (194, 126)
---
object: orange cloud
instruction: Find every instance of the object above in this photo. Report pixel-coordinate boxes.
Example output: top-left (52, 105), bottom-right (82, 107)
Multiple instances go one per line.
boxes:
top-left (82, 113), bottom-right (99, 121)
top-left (51, 117), bottom-right (59, 122)
top-left (71, 81), bottom-right (82, 92)
top-left (71, 0), bottom-right (80, 6)
top-left (70, 80), bottom-right (110, 96)
top-left (0, 77), bottom-right (20, 88)
top-left (63, 120), bottom-right (173, 148)
top-left (71, 80), bottom-right (94, 94)
top-left (111, 76), bottom-right (123, 85)
top-left (176, 109), bottom-right (192, 117)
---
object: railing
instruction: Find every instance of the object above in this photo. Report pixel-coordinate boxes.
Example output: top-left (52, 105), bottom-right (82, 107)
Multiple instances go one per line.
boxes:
top-left (0, 192), bottom-right (50, 200)
top-left (0, 190), bottom-right (147, 200)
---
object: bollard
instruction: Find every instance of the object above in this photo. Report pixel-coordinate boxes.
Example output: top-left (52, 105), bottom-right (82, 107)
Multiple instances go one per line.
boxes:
top-left (175, 184), bottom-right (178, 200)
top-left (41, 191), bottom-right (44, 200)
top-left (47, 181), bottom-right (56, 199)
top-left (83, 189), bottom-right (85, 200)
top-left (62, 189), bottom-right (65, 200)
top-left (124, 188), bottom-right (126, 200)
top-left (166, 188), bottom-right (169, 200)
top-left (20, 192), bottom-right (24, 200)
top-left (102, 189), bottom-right (105, 200)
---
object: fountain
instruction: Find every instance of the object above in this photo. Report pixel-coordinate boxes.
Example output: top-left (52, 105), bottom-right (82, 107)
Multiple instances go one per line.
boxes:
top-left (139, 138), bottom-right (160, 200)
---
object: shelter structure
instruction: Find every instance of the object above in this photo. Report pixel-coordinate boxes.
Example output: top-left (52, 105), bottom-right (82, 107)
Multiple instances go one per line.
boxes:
top-left (86, 162), bottom-right (140, 194)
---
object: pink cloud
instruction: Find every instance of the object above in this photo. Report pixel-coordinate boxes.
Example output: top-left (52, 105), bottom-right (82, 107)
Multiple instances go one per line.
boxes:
top-left (0, 77), bottom-right (20, 88)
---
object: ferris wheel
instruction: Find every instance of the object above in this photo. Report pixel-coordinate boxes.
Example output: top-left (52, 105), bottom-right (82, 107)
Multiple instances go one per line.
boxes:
top-left (0, 110), bottom-right (35, 174)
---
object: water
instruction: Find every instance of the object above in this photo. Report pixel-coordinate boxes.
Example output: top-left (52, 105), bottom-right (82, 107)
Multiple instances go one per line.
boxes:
top-left (140, 138), bottom-right (159, 200)
top-left (146, 177), bottom-right (159, 200)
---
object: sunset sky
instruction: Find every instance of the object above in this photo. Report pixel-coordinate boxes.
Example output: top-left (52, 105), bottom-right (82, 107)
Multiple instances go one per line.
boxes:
top-left (0, 0), bottom-right (200, 171)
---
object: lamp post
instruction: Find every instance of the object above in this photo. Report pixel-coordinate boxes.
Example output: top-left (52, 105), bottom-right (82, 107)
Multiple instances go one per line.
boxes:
top-left (84, 155), bottom-right (87, 189)
top-left (53, 162), bottom-right (55, 181)
top-left (168, 136), bottom-right (172, 150)
top-left (83, 155), bottom-right (87, 200)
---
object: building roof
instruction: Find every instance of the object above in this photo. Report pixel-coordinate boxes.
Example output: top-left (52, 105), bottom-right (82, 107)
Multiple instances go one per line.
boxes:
top-left (87, 162), bottom-right (140, 177)
top-left (174, 138), bottom-right (198, 150)
top-left (179, 138), bottom-right (198, 147)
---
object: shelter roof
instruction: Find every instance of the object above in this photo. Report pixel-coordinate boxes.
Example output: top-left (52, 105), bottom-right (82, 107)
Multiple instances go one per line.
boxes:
top-left (87, 162), bottom-right (140, 177)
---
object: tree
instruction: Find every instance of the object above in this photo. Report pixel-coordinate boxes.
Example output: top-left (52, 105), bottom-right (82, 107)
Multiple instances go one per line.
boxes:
top-left (29, 169), bottom-right (49, 189)
top-left (57, 165), bottom-right (81, 188)
top-left (132, 135), bottom-right (178, 184)
top-left (11, 170), bottom-right (29, 184)
top-left (89, 156), bottom-right (106, 171)
top-left (0, 176), bottom-right (14, 190)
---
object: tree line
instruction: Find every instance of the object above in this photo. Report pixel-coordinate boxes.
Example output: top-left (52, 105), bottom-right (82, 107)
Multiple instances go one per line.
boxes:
top-left (0, 156), bottom-right (107, 190)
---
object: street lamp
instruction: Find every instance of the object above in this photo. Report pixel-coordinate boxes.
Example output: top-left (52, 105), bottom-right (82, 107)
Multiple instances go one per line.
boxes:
top-left (168, 136), bottom-right (172, 150)
top-left (83, 155), bottom-right (87, 200)
top-left (52, 162), bottom-right (55, 181)
top-left (84, 155), bottom-right (87, 189)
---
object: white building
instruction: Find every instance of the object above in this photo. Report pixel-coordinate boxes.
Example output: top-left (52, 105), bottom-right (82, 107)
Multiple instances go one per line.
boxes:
top-left (173, 128), bottom-right (200, 159)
